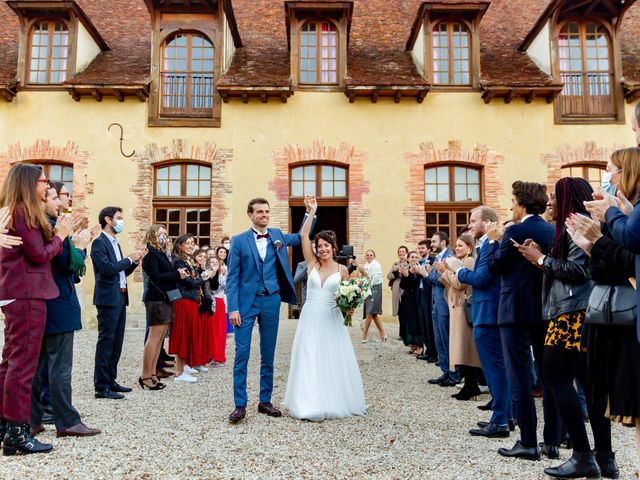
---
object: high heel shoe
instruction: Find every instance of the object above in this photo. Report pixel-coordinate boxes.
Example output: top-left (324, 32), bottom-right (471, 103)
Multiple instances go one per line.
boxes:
top-left (138, 377), bottom-right (164, 391)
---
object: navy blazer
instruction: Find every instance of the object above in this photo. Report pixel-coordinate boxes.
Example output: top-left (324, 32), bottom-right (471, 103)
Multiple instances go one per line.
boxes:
top-left (45, 218), bottom-right (84, 335)
top-left (91, 232), bottom-right (137, 307)
top-left (426, 249), bottom-right (453, 308)
top-left (457, 240), bottom-right (501, 326)
top-left (487, 215), bottom-right (555, 326)
top-left (605, 200), bottom-right (640, 341)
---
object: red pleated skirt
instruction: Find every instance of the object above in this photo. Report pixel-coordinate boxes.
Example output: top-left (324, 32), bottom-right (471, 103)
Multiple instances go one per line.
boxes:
top-left (169, 298), bottom-right (201, 367)
top-left (199, 309), bottom-right (215, 366)
top-left (212, 297), bottom-right (227, 364)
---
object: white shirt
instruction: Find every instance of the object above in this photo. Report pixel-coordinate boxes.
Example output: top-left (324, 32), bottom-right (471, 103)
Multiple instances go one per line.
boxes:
top-left (102, 231), bottom-right (130, 289)
top-left (252, 228), bottom-right (269, 261)
top-left (521, 214), bottom-right (534, 223)
top-left (364, 260), bottom-right (383, 286)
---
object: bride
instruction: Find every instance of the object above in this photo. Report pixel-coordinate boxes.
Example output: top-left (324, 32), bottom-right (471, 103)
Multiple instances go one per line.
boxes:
top-left (283, 196), bottom-right (366, 421)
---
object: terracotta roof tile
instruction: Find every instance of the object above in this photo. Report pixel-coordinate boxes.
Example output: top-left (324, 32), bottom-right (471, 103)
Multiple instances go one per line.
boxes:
top-left (621, 5), bottom-right (640, 84)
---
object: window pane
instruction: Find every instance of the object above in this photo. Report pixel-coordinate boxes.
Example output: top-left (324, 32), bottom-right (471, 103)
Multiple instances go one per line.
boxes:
top-left (334, 167), bottom-right (346, 181)
top-left (304, 165), bottom-right (316, 180)
top-left (321, 165), bottom-right (333, 180)
top-left (468, 184), bottom-right (480, 202)
top-left (425, 185), bottom-right (437, 202)
top-left (49, 165), bottom-right (62, 181)
top-left (168, 224), bottom-right (180, 237)
top-left (199, 180), bottom-right (210, 196)
top-left (187, 164), bottom-right (199, 180)
top-left (292, 167), bottom-right (303, 181)
top-left (186, 181), bottom-right (199, 196)
top-left (169, 165), bottom-right (180, 179)
top-left (186, 209), bottom-right (198, 221)
top-left (62, 166), bottom-right (73, 182)
top-left (455, 185), bottom-right (467, 201)
top-left (437, 166), bottom-right (449, 183)
top-left (169, 209), bottom-right (180, 221)
top-left (169, 180), bottom-right (181, 196)
top-left (437, 185), bottom-right (449, 201)
top-left (199, 209), bottom-right (210, 222)
top-left (156, 181), bottom-right (168, 196)
top-left (304, 182), bottom-right (316, 196)
top-left (291, 181), bottom-right (303, 196)
top-left (334, 181), bottom-right (346, 197)
top-left (321, 182), bottom-right (333, 197)
top-left (425, 168), bottom-right (437, 184)
top-left (157, 167), bottom-right (168, 180)
top-left (155, 209), bottom-right (167, 222)
top-left (467, 168), bottom-right (479, 183)
top-left (454, 167), bottom-right (467, 183)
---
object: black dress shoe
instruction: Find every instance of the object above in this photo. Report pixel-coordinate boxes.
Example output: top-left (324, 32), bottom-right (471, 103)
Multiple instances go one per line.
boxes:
top-left (258, 402), bottom-right (282, 417)
top-left (595, 451), bottom-right (619, 479)
top-left (478, 419), bottom-right (516, 431)
top-left (428, 373), bottom-right (448, 385)
top-left (439, 377), bottom-right (459, 387)
top-left (498, 441), bottom-right (541, 461)
top-left (416, 354), bottom-right (430, 361)
top-left (229, 407), bottom-right (246, 423)
top-left (41, 412), bottom-right (55, 425)
top-left (539, 443), bottom-right (560, 459)
top-left (95, 389), bottom-right (125, 400)
top-left (543, 451), bottom-right (601, 479)
top-left (469, 423), bottom-right (510, 438)
top-left (110, 383), bottom-right (132, 393)
top-left (478, 398), bottom-right (493, 411)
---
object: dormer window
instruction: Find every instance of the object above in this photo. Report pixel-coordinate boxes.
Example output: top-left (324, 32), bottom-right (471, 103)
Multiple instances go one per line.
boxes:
top-left (28, 20), bottom-right (69, 84)
top-left (406, 2), bottom-right (488, 90)
top-left (432, 21), bottom-right (470, 86)
top-left (299, 20), bottom-right (338, 85)
top-left (285, 1), bottom-right (352, 90)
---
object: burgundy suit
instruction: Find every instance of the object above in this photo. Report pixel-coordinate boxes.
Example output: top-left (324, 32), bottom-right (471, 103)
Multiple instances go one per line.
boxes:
top-left (0, 206), bottom-right (62, 422)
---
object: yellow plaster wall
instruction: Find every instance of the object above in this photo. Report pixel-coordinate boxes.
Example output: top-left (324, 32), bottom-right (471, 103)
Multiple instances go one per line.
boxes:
top-left (0, 90), bottom-right (637, 324)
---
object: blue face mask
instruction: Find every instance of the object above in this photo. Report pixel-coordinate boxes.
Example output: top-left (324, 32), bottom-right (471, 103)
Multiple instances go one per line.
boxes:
top-left (113, 219), bottom-right (124, 234)
top-left (601, 171), bottom-right (617, 196)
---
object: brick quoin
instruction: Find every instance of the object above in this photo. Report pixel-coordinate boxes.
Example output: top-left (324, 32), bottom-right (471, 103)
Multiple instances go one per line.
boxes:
top-left (0, 140), bottom-right (91, 215)
top-left (404, 140), bottom-right (507, 246)
top-left (268, 141), bottom-right (371, 256)
top-left (130, 139), bottom-right (233, 282)
top-left (541, 142), bottom-right (625, 192)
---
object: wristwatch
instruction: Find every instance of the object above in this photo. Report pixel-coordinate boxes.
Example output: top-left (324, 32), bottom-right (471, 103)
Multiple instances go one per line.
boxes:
top-left (537, 255), bottom-right (546, 266)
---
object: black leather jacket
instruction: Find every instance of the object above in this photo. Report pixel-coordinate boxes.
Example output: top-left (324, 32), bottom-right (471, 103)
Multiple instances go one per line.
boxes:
top-left (541, 232), bottom-right (593, 320)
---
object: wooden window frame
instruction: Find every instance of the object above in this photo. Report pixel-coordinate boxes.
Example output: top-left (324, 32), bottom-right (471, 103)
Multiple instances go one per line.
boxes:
top-left (551, 16), bottom-right (625, 125)
top-left (425, 208), bottom-right (475, 243)
top-left (148, 8), bottom-right (224, 128)
top-left (152, 161), bottom-right (212, 245)
top-left (159, 31), bottom-right (215, 119)
top-left (431, 20), bottom-right (472, 87)
top-left (561, 161), bottom-right (606, 189)
top-left (37, 161), bottom-right (73, 194)
top-left (288, 162), bottom-right (348, 207)
top-left (424, 163), bottom-right (482, 242)
top-left (289, 13), bottom-right (348, 91)
top-left (297, 19), bottom-right (340, 87)
top-left (26, 19), bottom-right (71, 86)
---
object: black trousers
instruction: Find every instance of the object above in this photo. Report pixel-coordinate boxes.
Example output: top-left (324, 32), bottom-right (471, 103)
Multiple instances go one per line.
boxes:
top-left (501, 323), bottom-right (562, 448)
top-left (94, 295), bottom-right (127, 392)
top-left (31, 331), bottom-right (81, 430)
top-left (418, 285), bottom-right (436, 357)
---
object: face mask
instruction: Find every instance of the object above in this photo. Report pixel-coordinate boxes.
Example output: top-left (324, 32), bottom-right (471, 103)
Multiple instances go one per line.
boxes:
top-left (159, 234), bottom-right (166, 245)
top-left (113, 219), bottom-right (124, 234)
top-left (223, 242), bottom-right (231, 249)
top-left (601, 171), bottom-right (617, 196)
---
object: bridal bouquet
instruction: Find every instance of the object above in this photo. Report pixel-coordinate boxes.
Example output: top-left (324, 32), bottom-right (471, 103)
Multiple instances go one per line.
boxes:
top-left (335, 277), bottom-right (372, 327)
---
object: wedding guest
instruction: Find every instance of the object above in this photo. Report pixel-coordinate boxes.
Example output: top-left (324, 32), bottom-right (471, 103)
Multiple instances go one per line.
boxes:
top-left (359, 250), bottom-right (386, 343)
top-left (215, 245), bottom-right (233, 334)
top-left (30, 184), bottom-right (101, 438)
top-left (487, 181), bottom-right (560, 461)
top-left (57, 183), bottom-right (71, 214)
top-left (399, 251), bottom-right (423, 355)
top-left (193, 248), bottom-right (212, 372)
top-left (141, 225), bottom-right (187, 390)
top-left (293, 259), bottom-right (309, 310)
top-left (221, 236), bottom-right (231, 250)
top-left (437, 234), bottom-right (481, 401)
top-left (416, 239), bottom-right (437, 362)
top-left (448, 206), bottom-right (513, 438)
top-left (215, 246), bottom-right (228, 273)
top-left (208, 256), bottom-right (228, 365)
top-left (427, 232), bottom-right (457, 386)
top-left (387, 245), bottom-right (409, 318)
top-left (518, 178), bottom-right (600, 478)
top-left (170, 234), bottom-right (210, 384)
top-left (92, 207), bottom-right (144, 400)
top-left (0, 163), bottom-right (75, 455)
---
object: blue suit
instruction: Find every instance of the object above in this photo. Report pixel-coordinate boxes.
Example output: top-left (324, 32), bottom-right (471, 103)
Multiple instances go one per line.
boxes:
top-left (427, 249), bottom-right (456, 378)
top-left (227, 222), bottom-right (307, 407)
top-left (457, 239), bottom-right (511, 425)
top-left (605, 200), bottom-right (640, 341)
top-left (488, 215), bottom-right (561, 448)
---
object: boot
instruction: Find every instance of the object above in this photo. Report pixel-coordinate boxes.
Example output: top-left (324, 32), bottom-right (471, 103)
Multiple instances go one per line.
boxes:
top-left (2, 421), bottom-right (53, 456)
top-left (543, 451), bottom-right (601, 479)
top-left (595, 451), bottom-right (619, 479)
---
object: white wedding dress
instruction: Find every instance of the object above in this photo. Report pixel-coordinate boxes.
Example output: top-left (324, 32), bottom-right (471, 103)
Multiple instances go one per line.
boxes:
top-left (283, 267), bottom-right (367, 421)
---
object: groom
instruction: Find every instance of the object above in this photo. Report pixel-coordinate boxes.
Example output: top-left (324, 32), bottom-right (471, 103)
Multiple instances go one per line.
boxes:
top-left (226, 197), bottom-right (314, 423)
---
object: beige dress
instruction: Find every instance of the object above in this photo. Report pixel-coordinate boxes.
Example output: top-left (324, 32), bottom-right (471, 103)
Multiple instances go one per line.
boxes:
top-left (441, 256), bottom-right (481, 370)
top-left (387, 261), bottom-right (405, 317)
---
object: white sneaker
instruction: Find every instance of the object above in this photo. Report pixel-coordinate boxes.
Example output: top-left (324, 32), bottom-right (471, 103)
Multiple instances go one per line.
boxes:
top-left (184, 365), bottom-right (199, 375)
top-left (174, 372), bottom-right (197, 384)
top-left (194, 365), bottom-right (209, 372)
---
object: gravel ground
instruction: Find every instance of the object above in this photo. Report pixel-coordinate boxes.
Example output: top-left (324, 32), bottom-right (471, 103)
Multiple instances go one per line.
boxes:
top-left (0, 315), bottom-right (637, 480)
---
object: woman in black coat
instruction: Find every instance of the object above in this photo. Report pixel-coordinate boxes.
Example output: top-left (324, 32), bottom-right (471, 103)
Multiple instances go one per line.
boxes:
top-left (140, 225), bottom-right (186, 390)
top-left (398, 251), bottom-right (423, 355)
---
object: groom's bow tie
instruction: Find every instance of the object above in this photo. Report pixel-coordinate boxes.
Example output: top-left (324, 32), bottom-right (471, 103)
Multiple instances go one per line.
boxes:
top-left (253, 230), bottom-right (270, 239)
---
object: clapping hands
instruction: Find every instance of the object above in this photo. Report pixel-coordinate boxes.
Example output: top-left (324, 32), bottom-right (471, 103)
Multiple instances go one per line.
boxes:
top-left (0, 206), bottom-right (22, 249)
top-left (486, 222), bottom-right (504, 242)
top-left (71, 224), bottom-right (101, 250)
top-left (584, 189), bottom-right (617, 222)
top-left (444, 257), bottom-right (463, 272)
top-left (565, 213), bottom-right (602, 254)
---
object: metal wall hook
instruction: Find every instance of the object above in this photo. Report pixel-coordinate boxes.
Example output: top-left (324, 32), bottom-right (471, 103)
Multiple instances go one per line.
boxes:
top-left (108, 123), bottom-right (135, 158)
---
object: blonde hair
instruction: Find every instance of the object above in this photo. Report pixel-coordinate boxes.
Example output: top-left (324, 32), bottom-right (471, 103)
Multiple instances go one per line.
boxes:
top-left (144, 224), bottom-right (167, 251)
top-left (611, 147), bottom-right (640, 203)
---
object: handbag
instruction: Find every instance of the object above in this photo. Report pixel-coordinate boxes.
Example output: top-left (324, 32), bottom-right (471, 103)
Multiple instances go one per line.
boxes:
top-left (585, 283), bottom-right (636, 327)
top-left (463, 295), bottom-right (473, 327)
top-left (143, 269), bottom-right (183, 303)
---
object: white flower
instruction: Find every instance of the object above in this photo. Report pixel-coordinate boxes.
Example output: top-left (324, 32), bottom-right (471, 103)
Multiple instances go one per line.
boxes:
top-left (339, 286), bottom-right (350, 296)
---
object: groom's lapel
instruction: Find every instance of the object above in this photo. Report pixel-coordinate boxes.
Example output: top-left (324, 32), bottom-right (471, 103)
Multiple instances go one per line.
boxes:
top-left (268, 228), bottom-right (286, 263)
top-left (246, 229), bottom-right (261, 269)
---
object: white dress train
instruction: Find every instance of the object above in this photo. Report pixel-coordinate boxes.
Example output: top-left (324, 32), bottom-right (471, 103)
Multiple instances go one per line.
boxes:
top-left (283, 268), bottom-right (367, 421)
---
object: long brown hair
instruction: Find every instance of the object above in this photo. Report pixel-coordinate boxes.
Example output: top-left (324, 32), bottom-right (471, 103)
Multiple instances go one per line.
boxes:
top-left (611, 147), bottom-right (640, 203)
top-left (0, 163), bottom-right (52, 239)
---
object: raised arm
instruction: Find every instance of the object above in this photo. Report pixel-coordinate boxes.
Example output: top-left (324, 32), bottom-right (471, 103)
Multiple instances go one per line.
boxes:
top-left (301, 196), bottom-right (318, 266)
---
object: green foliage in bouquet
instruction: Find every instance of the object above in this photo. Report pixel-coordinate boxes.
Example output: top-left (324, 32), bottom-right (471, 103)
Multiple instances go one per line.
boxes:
top-left (334, 277), bottom-right (372, 327)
